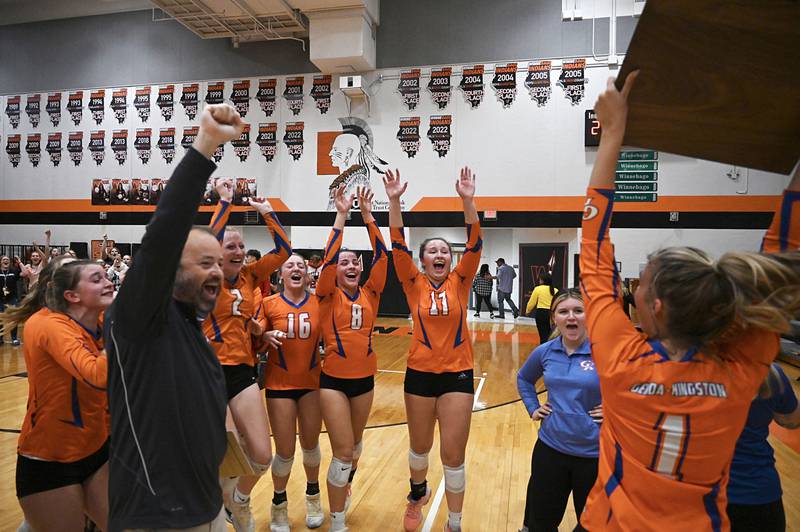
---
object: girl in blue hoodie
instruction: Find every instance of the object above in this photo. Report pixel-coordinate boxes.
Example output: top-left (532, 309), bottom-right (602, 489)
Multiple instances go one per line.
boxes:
top-left (517, 288), bottom-right (601, 532)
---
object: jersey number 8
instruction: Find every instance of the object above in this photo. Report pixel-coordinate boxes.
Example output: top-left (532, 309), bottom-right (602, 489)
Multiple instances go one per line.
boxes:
top-left (351, 304), bottom-right (363, 329)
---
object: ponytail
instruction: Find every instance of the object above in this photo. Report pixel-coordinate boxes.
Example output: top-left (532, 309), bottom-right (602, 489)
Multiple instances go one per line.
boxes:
top-left (0, 255), bottom-right (75, 335)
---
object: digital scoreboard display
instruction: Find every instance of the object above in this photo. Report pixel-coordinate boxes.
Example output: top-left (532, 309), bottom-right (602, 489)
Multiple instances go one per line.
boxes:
top-left (585, 109), bottom-right (601, 147)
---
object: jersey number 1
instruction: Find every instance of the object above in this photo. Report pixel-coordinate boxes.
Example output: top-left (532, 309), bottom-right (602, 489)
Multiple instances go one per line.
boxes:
top-left (230, 288), bottom-right (243, 316)
top-left (650, 413), bottom-right (690, 480)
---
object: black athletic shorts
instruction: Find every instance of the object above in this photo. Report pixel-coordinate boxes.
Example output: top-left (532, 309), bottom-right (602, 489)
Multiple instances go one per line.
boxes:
top-left (404, 367), bottom-right (475, 397)
top-left (319, 372), bottom-right (374, 398)
top-left (223, 363), bottom-right (257, 401)
top-left (16, 439), bottom-right (109, 498)
top-left (266, 388), bottom-right (315, 401)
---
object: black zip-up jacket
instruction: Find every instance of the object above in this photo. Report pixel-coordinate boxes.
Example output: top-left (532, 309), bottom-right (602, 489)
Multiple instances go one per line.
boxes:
top-left (104, 148), bottom-right (227, 531)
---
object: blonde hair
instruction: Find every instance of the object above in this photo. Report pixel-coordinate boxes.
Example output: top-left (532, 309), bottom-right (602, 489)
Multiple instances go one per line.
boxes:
top-left (646, 247), bottom-right (800, 354)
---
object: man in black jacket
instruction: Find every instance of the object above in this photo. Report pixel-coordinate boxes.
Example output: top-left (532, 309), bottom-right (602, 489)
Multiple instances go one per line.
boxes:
top-left (104, 104), bottom-right (244, 532)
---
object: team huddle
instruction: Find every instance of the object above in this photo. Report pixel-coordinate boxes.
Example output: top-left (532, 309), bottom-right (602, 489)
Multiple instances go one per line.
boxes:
top-left (1, 72), bottom-right (799, 532)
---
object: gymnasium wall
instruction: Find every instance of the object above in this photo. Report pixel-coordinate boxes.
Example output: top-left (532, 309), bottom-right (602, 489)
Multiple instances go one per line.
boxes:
top-left (0, 2), bottom-right (792, 306)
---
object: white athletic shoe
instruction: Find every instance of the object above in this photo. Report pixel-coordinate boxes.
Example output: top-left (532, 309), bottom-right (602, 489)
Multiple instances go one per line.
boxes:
top-left (270, 501), bottom-right (290, 532)
top-left (305, 493), bottom-right (324, 528)
top-left (228, 499), bottom-right (256, 532)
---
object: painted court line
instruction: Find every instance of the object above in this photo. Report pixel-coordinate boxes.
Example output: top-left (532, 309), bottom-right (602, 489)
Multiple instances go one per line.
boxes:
top-left (422, 376), bottom-right (486, 532)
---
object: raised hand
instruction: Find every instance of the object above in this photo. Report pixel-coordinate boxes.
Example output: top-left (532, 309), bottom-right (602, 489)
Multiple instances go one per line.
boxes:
top-left (194, 103), bottom-right (245, 159)
top-left (357, 186), bottom-right (374, 221)
top-left (333, 184), bottom-right (355, 214)
top-left (214, 177), bottom-right (234, 203)
top-left (248, 196), bottom-right (274, 216)
top-left (383, 168), bottom-right (407, 201)
top-left (44, 230), bottom-right (51, 238)
top-left (594, 71), bottom-right (639, 137)
top-left (456, 166), bottom-right (476, 200)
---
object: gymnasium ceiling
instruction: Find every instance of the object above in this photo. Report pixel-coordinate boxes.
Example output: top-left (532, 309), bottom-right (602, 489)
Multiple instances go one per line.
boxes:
top-left (0, 0), bottom-right (375, 43)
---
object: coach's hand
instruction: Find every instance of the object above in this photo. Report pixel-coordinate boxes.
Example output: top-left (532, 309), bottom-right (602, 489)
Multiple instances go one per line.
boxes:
top-left (194, 104), bottom-right (244, 160)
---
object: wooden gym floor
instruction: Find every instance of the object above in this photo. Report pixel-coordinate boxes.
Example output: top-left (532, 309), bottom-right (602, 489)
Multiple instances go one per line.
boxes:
top-left (1, 316), bottom-right (798, 531)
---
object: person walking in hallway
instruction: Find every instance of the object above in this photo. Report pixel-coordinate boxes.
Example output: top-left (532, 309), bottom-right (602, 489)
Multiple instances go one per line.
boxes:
top-left (495, 258), bottom-right (518, 320)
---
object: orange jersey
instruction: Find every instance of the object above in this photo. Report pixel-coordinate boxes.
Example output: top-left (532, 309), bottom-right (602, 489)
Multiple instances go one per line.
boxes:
top-left (579, 187), bottom-right (798, 532)
top-left (391, 223), bottom-right (481, 373)
top-left (204, 200), bottom-right (292, 366)
top-left (259, 292), bottom-right (321, 390)
top-left (317, 221), bottom-right (388, 379)
top-left (18, 308), bottom-right (108, 462)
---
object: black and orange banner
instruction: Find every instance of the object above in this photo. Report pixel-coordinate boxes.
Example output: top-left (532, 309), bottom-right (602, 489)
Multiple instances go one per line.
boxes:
top-left (257, 78), bottom-right (277, 116)
top-left (88, 130), bottom-right (105, 166)
top-left (311, 75), bottom-right (332, 114)
top-left (135, 128), bottom-right (151, 164)
top-left (397, 116), bottom-right (421, 158)
top-left (284, 121), bottom-right (304, 160)
top-left (427, 115), bottom-right (452, 158)
top-left (205, 81), bottom-right (224, 105)
top-left (67, 131), bottom-right (83, 166)
top-left (5, 95), bottom-right (20, 129)
top-left (6, 134), bottom-right (21, 167)
top-left (398, 69), bottom-right (421, 110)
top-left (110, 88), bottom-right (127, 123)
top-left (25, 94), bottom-right (41, 127)
top-left (157, 84), bottom-right (174, 121)
top-left (158, 128), bottom-right (176, 164)
top-left (558, 58), bottom-right (587, 105)
top-left (525, 61), bottom-right (552, 106)
top-left (428, 67), bottom-right (452, 109)
top-left (283, 77), bottom-right (304, 116)
top-left (46, 132), bottom-right (62, 167)
top-left (231, 123), bottom-right (251, 162)
top-left (459, 65), bottom-right (484, 108)
top-left (67, 91), bottom-right (83, 125)
top-left (231, 80), bottom-right (250, 117)
top-left (134, 86), bottom-right (151, 122)
top-left (111, 129), bottom-right (127, 165)
top-left (256, 122), bottom-right (278, 162)
top-left (181, 83), bottom-right (199, 120)
top-left (89, 90), bottom-right (105, 125)
top-left (46, 92), bottom-right (61, 126)
top-left (492, 63), bottom-right (518, 108)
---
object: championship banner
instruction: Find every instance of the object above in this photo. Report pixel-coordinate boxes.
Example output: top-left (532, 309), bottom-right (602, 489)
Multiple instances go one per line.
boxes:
top-left (111, 179), bottom-right (131, 205)
top-left (46, 92), bottom-right (62, 126)
top-left (558, 58), bottom-right (587, 105)
top-left (256, 78), bottom-right (277, 116)
top-left (158, 128), bottom-right (176, 164)
top-left (5, 96), bottom-right (20, 129)
top-left (89, 90), bottom-right (105, 125)
top-left (398, 69), bottom-right (421, 110)
top-left (311, 75), bottom-right (332, 114)
top-left (131, 178), bottom-right (151, 205)
top-left (157, 84), bottom-right (175, 121)
top-left (283, 121), bottom-right (304, 160)
top-left (6, 134), bottom-right (20, 167)
top-left (283, 77), bottom-right (304, 116)
top-left (181, 126), bottom-right (198, 151)
top-left (181, 83), bottom-right (199, 120)
top-left (135, 87), bottom-right (151, 122)
top-left (525, 60), bottom-right (552, 106)
top-left (110, 88), bottom-right (127, 123)
top-left (231, 124), bottom-right (251, 162)
top-left (205, 81), bottom-right (224, 105)
top-left (492, 62), bottom-right (518, 108)
top-left (46, 132), bottom-right (62, 166)
top-left (135, 128), bottom-right (151, 164)
top-left (212, 143), bottom-right (224, 163)
top-left (67, 91), bottom-right (83, 125)
top-left (427, 115), bottom-right (452, 158)
top-left (428, 67), bottom-right (452, 109)
top-left (397, 117), bottom-right (421, 158)
top-left (26, 133), bottom-right (41, 167)
top-left (459, 65), bottom-right (485, 109)
top-left (92, 179), bottom-right (111, 205)
top-left (256, 122), bottom-right (278, 162)
top-left (111, 129), bottom-right (128, 165)
top-left (231, 80), bottom-right (250, 117)
top-left (234, 178), bottom-right (257, 206)
top-left (67, 131), bottom-right (83, 166)
top-left (25, 94), bottom-right (41, 127)
top-left (88, 130), bottom-right (105, 166)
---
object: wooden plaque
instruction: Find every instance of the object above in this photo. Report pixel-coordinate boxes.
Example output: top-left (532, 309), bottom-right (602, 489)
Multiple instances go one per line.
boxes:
top-left (616, 0), bottom-right (800, 175)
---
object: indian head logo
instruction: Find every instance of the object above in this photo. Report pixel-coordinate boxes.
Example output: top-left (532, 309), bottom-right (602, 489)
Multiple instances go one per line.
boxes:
top-left (317, 117), bottom-right (388, 210)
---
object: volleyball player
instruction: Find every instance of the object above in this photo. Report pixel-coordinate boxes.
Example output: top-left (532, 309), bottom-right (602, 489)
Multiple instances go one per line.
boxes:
top-left (2, 257), bottom-right (112, 531)
top-left (384, 167), bottom-right (481, 532)
top-left (316, 185), bottom-right (388, 532)
top-left (579, 72), bottom-right (800, 530)
top-left (206, 178), bottom-right (292, 532)
top-left (257, 253), bottom-right (324, 531)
